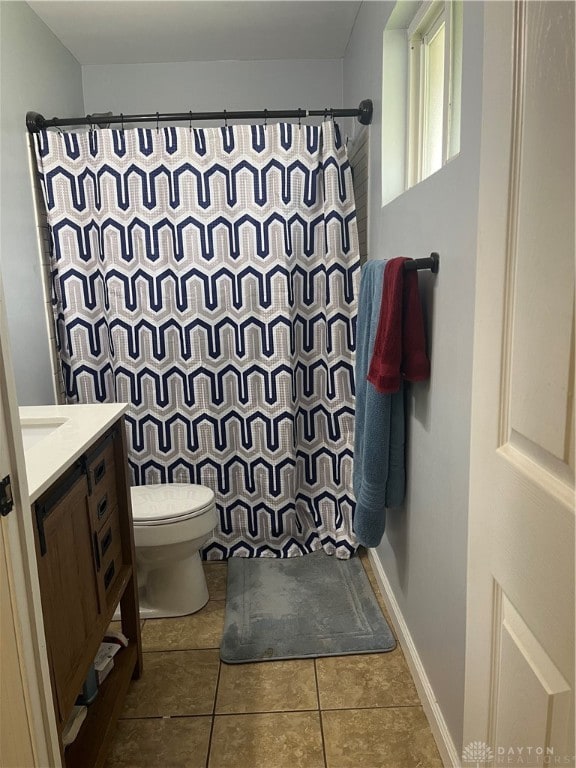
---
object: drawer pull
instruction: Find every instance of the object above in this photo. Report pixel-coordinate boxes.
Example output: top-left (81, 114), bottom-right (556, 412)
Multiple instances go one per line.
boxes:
top-left (93, 531), bottom-right (101, 571)
top-left (104, 561), bottom-right (115, 590)
top-left (100, 527), bottom-right (112, 557)
top-left (93, 459), bottom-right (106, 485)
top-left (97, 494), bottom-right (108, 520)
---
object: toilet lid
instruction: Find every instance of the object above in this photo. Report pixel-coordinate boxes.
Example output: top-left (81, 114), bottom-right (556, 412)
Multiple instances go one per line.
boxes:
top-left (130, 484), bottom-right (215, 524)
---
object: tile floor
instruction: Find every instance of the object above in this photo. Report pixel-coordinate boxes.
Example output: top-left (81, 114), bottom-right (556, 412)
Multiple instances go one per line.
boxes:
top-left (104, 550), bottom-right (443, 768)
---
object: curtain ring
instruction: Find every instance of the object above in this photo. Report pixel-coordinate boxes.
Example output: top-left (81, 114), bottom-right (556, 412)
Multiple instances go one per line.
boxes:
top-left (330, 107), bottom-right (336, 123)
top-left (189, 111), bottom-right (193, 132)
top-left (120, 113), bottom-right (124, 133)
top-left (298, 108), bottom-right (302, 130)
top-left (156, 112), bottom-right (160, 133)
top-left (264, 109), bottom-right (268, 129)
top-left (324, 108), bottom-right (328, 121)
top-left (223, 109), bottom-right (228, 128)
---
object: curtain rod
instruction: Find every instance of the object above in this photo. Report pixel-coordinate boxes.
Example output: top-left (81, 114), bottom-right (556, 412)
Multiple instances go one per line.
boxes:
top-left (26, 99), bottom-right (373, 133)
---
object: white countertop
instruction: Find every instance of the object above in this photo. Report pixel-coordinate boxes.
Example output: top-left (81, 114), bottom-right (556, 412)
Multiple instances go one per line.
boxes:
top-left (19, 404), bottom-right (128, 503)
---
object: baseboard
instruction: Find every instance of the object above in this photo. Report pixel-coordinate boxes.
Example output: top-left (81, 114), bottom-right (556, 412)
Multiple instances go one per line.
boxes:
top-left (367, 549), bottom-right (462, 768)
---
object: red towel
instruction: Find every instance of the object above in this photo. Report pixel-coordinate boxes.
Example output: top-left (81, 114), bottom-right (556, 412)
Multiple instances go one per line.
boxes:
top-left (367, 257), bottom-right (430, 393)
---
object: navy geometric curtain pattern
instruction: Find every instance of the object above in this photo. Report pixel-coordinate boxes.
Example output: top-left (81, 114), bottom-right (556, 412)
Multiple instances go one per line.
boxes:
top-left (33, 120), bottom-right (360, 559)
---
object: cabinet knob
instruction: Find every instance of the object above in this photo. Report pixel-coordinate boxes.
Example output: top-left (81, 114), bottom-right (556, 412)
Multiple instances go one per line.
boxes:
top-left (93, 531), bottom-right (101, 571)
top-left (93, 459), bottom-right (106, 485)
top-left (97, 494), bottom-right (108, 520)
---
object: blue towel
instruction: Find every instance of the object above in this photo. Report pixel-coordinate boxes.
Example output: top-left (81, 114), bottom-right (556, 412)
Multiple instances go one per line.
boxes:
top-left (353, 260), bottom-right (405, 548)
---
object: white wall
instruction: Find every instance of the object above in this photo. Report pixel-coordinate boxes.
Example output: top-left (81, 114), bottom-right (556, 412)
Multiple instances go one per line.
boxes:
top-left (82, 59), bottom-right (343, 119)
top-left (0, 1), bottom-right (83, 405)
top-left (343, 1), bottom-right (484, 751)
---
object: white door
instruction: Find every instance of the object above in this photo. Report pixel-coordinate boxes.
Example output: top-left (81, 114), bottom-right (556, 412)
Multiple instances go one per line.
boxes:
top-left (464, 2), bottom-right (575, 767)
top-left (0, 297), bottom-right (35, 765)
top-left (0, 495), bottom-right (36, 768)
top-left (0, 277), bottom-right (60, 766)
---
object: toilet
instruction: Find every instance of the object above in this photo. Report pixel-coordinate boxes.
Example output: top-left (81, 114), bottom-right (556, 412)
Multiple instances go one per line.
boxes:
top-left (130, 483), bottom-right (218, 619)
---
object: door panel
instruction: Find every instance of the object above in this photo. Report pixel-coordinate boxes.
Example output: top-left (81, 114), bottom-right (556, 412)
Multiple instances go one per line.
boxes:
top-left (491, 588), bottom-right (572, 763)
top-left (465, 2), bottom-right (575, 765)
top-left (507, 1), bottom-right (575, 467)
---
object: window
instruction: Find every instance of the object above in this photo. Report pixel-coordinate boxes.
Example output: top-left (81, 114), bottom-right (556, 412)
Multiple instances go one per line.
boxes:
top-left (407, 0), bottom-right (462, 186)
top-left (380, 0), bottom-right (462, 205)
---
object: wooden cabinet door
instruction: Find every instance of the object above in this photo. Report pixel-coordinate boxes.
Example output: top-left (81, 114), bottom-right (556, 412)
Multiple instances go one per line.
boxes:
top-left (35, 467), bottom-right (101, 724)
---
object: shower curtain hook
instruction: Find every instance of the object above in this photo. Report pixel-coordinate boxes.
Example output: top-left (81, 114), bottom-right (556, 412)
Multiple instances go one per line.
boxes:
top-left (264, 109), bottom-right (268, 129)
top-left (156, 112), bottom-right (160, 133)
top-left (223, 109), bottom-right (228, 128)
top-left (330, 107), bottom-right (336, 123)
top-left (298, 109), bottom-right (302, 130)
top-left (120, 113), bottom-right (124, 133)
top-left (189, 111), bottom-right (193, 132)
top-left (324, 108), bottom-right (328, 121)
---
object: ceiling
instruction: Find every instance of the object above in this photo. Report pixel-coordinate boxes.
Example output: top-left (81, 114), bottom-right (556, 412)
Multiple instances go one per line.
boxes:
top-left (28, 1), bottom-right (363, 65)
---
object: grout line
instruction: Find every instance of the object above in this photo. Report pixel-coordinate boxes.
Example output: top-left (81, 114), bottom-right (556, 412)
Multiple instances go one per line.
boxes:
top-left (205, 660), bottom-right (223, 768)
top-left (117, 704), bottom-right (425, 725)
top-left (205, 707), bottom-right (321, 717)
top-left (313, 659), bottom-right (328, 768)
top-left (120, 712), bottom-right (213, 722)
top-left (320, 703), bottom-right (424, 713)
top-left (140, 647), bottom-right (221, 653)
top-left (118, 701), bottom-right (424, 720)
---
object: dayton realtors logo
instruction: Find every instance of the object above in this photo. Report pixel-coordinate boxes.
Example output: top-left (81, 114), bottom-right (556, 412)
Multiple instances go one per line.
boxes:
top-left (462, 741), bottom-right (494, 766)
top-left (463, 741), bottom-right (573, 766)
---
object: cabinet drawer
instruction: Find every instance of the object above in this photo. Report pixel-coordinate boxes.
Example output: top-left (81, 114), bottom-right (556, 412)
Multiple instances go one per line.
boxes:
top-left (95, 509), bottom-right (123, 607)
top-left (88, 440), bottom-right (118, 532)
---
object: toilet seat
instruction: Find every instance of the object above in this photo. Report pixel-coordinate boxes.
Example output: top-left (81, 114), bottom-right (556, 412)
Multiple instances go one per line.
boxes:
top-left (131, 484), bottom-right (215, 526)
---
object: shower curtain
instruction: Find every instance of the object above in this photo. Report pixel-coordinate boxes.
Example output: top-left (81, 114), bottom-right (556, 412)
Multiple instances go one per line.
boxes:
top-left (33, 120), bottom-right (360, 559)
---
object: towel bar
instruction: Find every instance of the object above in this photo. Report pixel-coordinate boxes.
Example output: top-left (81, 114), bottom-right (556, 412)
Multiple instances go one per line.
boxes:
top-left (403, 253), bottom-right (439, 273)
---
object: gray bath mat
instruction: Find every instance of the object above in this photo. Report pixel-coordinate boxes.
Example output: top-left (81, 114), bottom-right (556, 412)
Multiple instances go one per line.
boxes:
top-left (220, 550), bottom-right (396, 663)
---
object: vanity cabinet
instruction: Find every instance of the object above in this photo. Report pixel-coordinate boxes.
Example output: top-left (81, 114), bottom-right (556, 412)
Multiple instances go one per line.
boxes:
top-left (32, 418), bottom-right (142, 768)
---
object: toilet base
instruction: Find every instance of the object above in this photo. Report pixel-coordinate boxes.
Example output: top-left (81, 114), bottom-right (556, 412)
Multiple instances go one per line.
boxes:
top-left (135, 550), bottom-right (209, 619)
top-left (136, 598), bottom-right (208, 620)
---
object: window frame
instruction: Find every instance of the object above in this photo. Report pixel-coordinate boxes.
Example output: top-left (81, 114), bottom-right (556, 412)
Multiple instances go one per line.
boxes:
top-left (406, 0), bottom-right (459, 187)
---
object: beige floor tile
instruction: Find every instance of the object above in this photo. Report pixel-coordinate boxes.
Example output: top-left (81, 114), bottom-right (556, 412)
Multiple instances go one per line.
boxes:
top-left (104, 716), bottom-right (212, 768)
top-left (316, 651), bottom-right (420, 709)
top-left (107, 618), bottom-right (146, 635)
top-left (204, 562), bottom-right (227, 601)
top-left (216, 659), bottom-right (317, 714)
top-left (121, 650), bottom-right (219, 717)
top-left (141, 600), bottom-right (225, 650)
top-left (358, 550), bottom-right (395, 625)
top-left (322, 706), bottom-right (443, 768)
top-left (209, 712), bottom-right (325, 768)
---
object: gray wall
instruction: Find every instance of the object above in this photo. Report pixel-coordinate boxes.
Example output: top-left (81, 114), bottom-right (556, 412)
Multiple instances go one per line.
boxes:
top-left (0, 1), bottom-right (83, 405)
top-left (82, 59), bottom-right (343, 118)
top-left (343, 1), bottom-right (484, 750)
